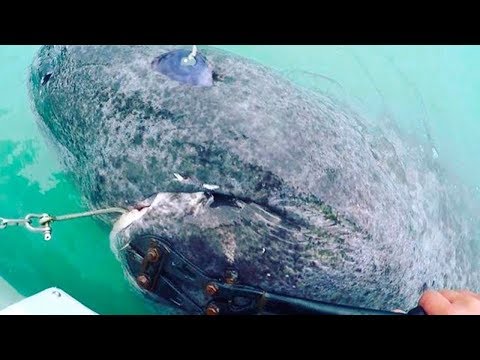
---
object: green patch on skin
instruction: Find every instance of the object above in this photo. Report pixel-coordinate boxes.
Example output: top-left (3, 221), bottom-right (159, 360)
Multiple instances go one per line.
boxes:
top-left (132, 133), bottom-right (143, 146)
top-left (146, 137), bottom-right (156, 147)
top-left (308, 228), bottom-right (329, 238)
top-left (318, 248), bottom-right (335, 258)
top-left (322, 204), bottom-right (338, 223)
top-left (124, 159), bottom-right (145, 183)
top-left (290, 194), bottom-right (341, 225)
top-left (339, 249), bottom-right (355, 263)
top-left (148, 156), bottom-right (158, 168)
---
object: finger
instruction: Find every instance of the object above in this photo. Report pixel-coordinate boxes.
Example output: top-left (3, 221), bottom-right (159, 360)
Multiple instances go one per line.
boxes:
top-left (459, 290), bottom-right (480, 302)
top-left (438, 290), bottom-right (463, 303)
top-left (419, 290), bottom-right (453, 315)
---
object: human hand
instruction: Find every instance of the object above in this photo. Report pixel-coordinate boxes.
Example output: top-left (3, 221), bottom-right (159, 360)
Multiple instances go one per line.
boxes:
top-left (418, 290), bottom-right (480, 315)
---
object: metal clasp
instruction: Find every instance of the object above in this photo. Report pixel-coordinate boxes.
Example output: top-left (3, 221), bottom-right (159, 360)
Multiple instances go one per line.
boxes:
top-left (24, 214), bottom-right (52, 241)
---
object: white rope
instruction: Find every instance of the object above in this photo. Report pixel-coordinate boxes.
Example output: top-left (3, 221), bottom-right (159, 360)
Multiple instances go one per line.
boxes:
top-left (182, 45), bottom-right (198, 66)
top-left (188, 45), bottom-right (198, 61)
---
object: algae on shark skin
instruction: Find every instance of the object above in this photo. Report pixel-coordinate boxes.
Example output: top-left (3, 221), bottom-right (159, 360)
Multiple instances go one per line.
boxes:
top-left (321, 204), bottom-right (339, 224)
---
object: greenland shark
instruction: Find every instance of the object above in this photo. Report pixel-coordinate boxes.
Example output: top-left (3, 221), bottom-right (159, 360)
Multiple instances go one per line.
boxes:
top-left (29, 45), bottom-right (480, 313)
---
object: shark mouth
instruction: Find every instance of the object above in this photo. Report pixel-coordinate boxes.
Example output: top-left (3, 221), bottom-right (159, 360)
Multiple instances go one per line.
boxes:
top-left (109, 193), bottom-right (161, 252)
top-left (109, 192), bottom-right (216, 254)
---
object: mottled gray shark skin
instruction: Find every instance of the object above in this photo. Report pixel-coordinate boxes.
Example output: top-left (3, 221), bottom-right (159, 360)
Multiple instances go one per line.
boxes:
top-left (29, 45), bottom-right (480, 312)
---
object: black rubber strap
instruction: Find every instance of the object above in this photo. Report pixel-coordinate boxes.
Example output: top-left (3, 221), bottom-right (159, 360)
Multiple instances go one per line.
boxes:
top-left (130, 235), bottom-right (426, 316)
top-left (260, 293), bottom-right (403, 315)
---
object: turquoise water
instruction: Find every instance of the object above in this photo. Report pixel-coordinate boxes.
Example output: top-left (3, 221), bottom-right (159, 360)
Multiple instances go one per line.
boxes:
top-left (1, 45), bottom-right (479, 314)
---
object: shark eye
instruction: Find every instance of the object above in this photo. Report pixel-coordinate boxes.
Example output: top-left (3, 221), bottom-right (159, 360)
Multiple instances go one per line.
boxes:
top-left (41, 72), bottom-right (53, 86)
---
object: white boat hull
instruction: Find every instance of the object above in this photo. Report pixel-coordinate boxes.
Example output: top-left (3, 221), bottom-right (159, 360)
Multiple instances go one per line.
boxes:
top-left (0, 287), bottom-right (97, 315)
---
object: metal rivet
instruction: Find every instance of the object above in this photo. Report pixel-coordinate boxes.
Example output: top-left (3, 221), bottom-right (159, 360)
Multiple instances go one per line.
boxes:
top-left (205, 283), bottom-right (219, 296)
top-left (206, 303), bottom-right (220, 316)
top-left (136, 274), bottom-right (151, 289)
top-left (146, 247), bottom-right (160, 263)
